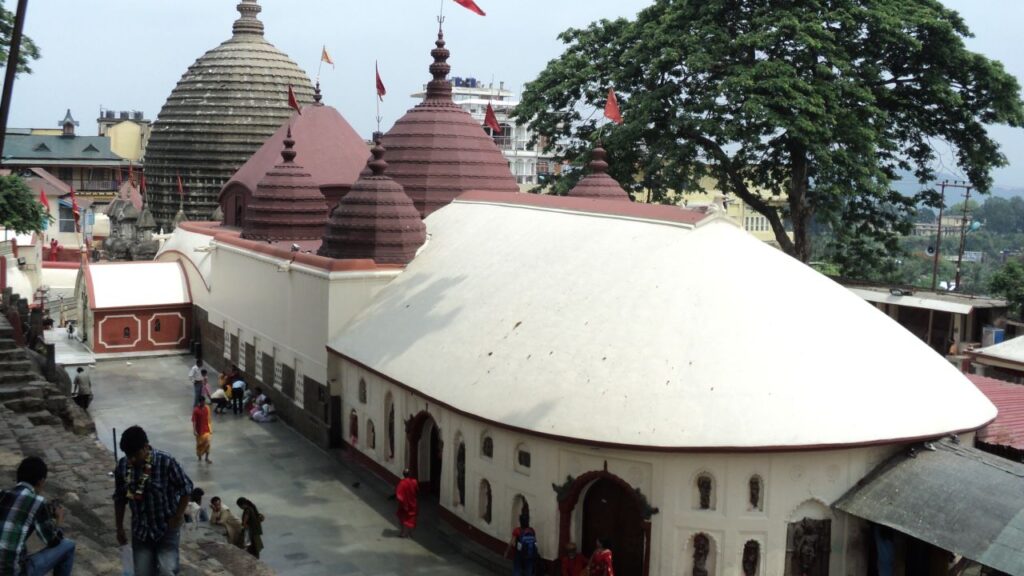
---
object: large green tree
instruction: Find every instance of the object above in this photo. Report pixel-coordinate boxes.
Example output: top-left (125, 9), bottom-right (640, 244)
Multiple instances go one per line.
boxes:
top-left (514, 0), bottom-right (1024, 265)
top-left (0, 0), bottom-right (37, 74)
top-left (0, 174), bottom-right (47, 234)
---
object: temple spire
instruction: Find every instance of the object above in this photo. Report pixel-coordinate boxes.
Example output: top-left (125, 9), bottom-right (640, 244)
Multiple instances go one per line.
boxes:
top-left (232, 0), bottom-right (264, 37)
top-left (424, 26), bottom-right (453, 102)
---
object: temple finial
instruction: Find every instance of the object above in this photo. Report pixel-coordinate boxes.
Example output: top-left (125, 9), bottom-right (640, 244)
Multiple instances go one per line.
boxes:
top-left (233, 0), bottom-right (264, 36)
top-left (281, 125), bottom-right (296, 163)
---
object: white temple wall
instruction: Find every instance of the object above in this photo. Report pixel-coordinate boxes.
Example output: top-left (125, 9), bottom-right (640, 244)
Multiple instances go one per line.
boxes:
top-left (334, 357), bottom-right (917, 576)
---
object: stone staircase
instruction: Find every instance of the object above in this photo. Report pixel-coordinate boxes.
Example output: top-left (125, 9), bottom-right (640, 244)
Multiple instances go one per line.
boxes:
top-left (0, 315), bottom-right (91, 434)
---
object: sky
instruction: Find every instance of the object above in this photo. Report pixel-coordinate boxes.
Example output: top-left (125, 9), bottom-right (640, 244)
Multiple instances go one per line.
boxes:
top-left (9, 0), bottom-right (1024, 188)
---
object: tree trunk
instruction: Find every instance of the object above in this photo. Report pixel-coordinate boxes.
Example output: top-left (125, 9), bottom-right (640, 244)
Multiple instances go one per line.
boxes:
top-left (788, 145), bottom-right (812, 262)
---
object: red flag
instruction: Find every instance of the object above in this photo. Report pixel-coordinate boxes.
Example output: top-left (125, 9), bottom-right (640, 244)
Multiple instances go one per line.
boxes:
top-left (604, 88), bottom-right (623, 125)
top-left (484, 102), bottom-right (502, 134)
top-left (69, 186), bottom-right (80, 230)
top-left (376, 61), bottom-right (386, 101)
top-left (287, 85), bottom-right (302, 115)
top-left (141, 173), bottom-right (147, 195)
top-left (177, 173), bottom-right (186, 198)
top-left (38, 188), bottom-right (50, 211)
top-left (452, 0), bottom-right (486, 15)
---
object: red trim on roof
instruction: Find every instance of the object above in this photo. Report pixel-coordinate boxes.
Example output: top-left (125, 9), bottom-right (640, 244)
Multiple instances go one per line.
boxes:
top-left (454, 191), bottom-right (708, 225)
top-left (41, 261), bottom-right (80, 270)
top-left (968, 373), bottom-right (1024, 451)
top-left (178, 221), bottom-right (401, 272)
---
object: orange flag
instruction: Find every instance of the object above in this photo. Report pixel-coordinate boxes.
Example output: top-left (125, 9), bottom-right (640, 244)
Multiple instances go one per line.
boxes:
top-left (484, 102), bottom-right (502, 134)
top-left (321, 45), bottom-right (334, 69)
top-left (604, 88), bottom-right (623, 125)
top-left (287, 85), bottom-right (302, 115)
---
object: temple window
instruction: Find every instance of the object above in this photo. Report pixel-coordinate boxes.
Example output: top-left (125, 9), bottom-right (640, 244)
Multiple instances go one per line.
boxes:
top-left (358, 378), bottom-right (367, 404)
top-left (695, 473), bottom-right (716, 510)
top-left (455, 435), bottom-right (466, 507)
top-left (515, 443), bottom-right (531, 473)
top-left (386, 394), bottom-right (395, 459)
top-left (481, 434), bottom-right (493, 459)
top-left (749, 475), bottom-right (764, 511)
top-left (478, 479), bottom-right (492, 524)
top-left (348, 410), bottom-right (358, 446)
top-left (122, 326), bottom-right (131, 339)
top-left (154, 319), bottom-right (161, 332)
top-left (366, 420), bottom-right (376, 450)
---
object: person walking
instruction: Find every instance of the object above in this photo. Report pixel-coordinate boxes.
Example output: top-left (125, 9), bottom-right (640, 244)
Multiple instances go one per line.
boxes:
top-left (588, 538), bottom-right (614, 576)
top-left (114, 425), bottom-right (194, 576)
top-left (188, 359), bottom-right (204, 407)
top-left (72, 367), bottom-right (93, 410)
top-left (0, 457), bottom-right (76, 576)
top-left (505, 513), bottom-right (538, 576)
top-left (191, 401), bottom-right (213, 464)
top-left (236, 498), bottom-right (264, 559)
top-left (395, 469), bottom-right (419, 538)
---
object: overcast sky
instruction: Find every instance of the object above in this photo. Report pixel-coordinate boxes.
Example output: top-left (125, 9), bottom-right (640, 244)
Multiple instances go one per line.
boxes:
top-left (10, 0), bottom-right (1024, 188)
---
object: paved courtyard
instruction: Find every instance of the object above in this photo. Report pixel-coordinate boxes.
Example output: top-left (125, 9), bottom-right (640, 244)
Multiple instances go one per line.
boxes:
top-left (84, 355), bottom-right (492, 576)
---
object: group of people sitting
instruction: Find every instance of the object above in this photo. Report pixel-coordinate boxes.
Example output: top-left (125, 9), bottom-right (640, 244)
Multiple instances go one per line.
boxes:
top-left (184, 487), bottom-right (265, 559)
top-left (201, 362), bottom-right (277, 422)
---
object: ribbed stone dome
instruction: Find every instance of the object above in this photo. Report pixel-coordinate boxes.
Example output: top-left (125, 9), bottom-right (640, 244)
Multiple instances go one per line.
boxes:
top-left (241, 128), bottom-right (327, 241)
top-left (145, 0), bottom-right (315, 228)
top-left (567, 147), bottom-right (630, 201)
top-left (381, 28), bottom-right (518, 219)
top-left (318, 138), bottom-right (426, 265)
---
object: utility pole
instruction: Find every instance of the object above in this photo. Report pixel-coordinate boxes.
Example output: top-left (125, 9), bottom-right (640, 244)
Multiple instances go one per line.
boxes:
top-left (930, 181), bottom-right (948, 292)
top-left (0, 0), bottom-right (29, 166)
top-left (953, 183), bottom-right (974, 291)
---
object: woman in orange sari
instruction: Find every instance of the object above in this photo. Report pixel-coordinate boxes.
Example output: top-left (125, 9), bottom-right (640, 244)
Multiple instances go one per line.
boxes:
top-left (589, 538), bottom-right (614, 576)
top-left (191, 399), bottom-right (213, 463)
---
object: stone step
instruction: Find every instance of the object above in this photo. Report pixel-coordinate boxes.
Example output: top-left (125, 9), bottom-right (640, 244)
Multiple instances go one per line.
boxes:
top-left (0, 348), bottom-right (24, 360)
top-left (0, 339), bottom-right (17, 351)
top-left (0, 359), bottom-right (33, 373)
top-left (0, 384), bottom-right (47, 401)
top-left (0, 371), bottom-right (36, 386)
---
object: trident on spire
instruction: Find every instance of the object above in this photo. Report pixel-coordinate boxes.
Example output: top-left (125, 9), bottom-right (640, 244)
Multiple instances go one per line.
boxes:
top-left (438, 0), bottom-right (446, 30)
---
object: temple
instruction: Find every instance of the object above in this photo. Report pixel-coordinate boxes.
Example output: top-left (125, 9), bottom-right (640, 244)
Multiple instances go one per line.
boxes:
top-left (52, 5), bottom-right (1011, 576)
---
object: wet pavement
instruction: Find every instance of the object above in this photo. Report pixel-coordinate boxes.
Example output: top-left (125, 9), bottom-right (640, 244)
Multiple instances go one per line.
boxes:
top-left (84, 355), bottom-right (492, 576)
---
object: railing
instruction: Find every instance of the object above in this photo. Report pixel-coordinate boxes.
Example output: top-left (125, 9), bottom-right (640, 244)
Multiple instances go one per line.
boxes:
top-left (76, 180), bottom-right (119, 192)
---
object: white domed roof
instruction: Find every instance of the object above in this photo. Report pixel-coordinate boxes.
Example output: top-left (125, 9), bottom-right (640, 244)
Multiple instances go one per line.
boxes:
top-left (328, 193), bottom-right (996, 449)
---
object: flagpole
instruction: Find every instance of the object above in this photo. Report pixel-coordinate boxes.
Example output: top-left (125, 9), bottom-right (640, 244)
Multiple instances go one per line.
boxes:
top-left (376, 61), bottom-right (382, 134)
top-left (316, 44), bottom-right (324, 84)
top-left (439, 0), bottom-right (445, 22)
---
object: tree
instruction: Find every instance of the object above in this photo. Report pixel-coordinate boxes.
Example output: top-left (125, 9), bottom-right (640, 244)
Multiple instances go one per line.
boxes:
top-left (0, 174), bottom-right (47, 233)
top-left (514, 0), bottom-right (1024, 266)
top-left (0, 0), bottom-right (38, 74)
top-left (990, 260), bottom-right (1024, 317)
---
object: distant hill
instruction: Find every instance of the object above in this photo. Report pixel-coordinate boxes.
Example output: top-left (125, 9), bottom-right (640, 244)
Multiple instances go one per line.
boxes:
top-left (893, 177), bottom-right (1024, 205)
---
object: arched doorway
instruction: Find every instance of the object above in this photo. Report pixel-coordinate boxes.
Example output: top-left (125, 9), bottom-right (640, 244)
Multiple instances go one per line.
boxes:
top-left (406, 411), bottom-right (443, 499)
top-left (558, 470), bottom-right (652, 576)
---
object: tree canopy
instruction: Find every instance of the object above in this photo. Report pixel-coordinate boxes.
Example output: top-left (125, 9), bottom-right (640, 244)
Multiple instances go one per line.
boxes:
top-left (514, 0), bottom-right (1024, 267)
top-left (0, 0), bottom-right (36, 74)
top-left (0, 174), bottom-right (47, 234)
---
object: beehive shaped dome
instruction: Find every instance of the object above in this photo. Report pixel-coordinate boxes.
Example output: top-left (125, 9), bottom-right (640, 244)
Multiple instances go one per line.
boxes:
top-left (567, 146), bottom-right (631, 201)
top-left (241, 128), bottom-right (327, 241)
top-left (144, 0), bottom-right (315, 228)
top-left (319, 138), bottom-right (426, 264)
top-left (381, 28), bottom-right (517, 218)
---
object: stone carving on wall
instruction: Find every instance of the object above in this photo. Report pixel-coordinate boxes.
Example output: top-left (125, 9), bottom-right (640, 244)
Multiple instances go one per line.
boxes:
top-left (786, 518), bottom-right (830, 576)
top-left (749, 476), bottom-right (761, 509)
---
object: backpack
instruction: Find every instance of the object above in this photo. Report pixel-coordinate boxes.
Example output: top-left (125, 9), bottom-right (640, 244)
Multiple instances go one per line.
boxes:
top-left (516, 528), bottom-right (538, 560)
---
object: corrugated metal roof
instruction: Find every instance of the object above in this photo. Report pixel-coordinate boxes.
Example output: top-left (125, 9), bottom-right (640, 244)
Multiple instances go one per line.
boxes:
top-left (835, 439), bottom-right (1024, 575)
top-left (969, 374), bottom-right (1024, 451)
top-left (2, 134), bottom-right (122, 162)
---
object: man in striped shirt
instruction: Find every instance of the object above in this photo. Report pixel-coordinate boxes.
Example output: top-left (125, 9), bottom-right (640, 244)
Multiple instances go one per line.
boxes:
top-left (113, 426), bottom-right (193, 576)
top-left (0, 457), bottom-right (75, 576)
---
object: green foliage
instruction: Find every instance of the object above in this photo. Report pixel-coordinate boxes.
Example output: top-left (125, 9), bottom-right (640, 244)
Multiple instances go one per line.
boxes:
top-left (514, 0), bottom-right (1024, 264)
top-left (0, 174), bottom-right (46, 234)
top-left (990, 260), bottom-right (1024, 316)
top-left (0, 0), bottom-right (37, 74)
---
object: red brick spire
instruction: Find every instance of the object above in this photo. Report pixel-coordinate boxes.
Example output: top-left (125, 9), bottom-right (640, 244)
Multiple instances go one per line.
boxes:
top-left (318, 135), bottom-right (426, 264)
top-left (567, 146), bottom-right (630, 201)
top-left (241, 126), bottom-right (328, 241)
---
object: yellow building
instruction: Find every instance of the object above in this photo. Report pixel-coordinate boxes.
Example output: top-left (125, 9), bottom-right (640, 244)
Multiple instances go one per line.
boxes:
top-left (97, 110), bottom-right (151, 162)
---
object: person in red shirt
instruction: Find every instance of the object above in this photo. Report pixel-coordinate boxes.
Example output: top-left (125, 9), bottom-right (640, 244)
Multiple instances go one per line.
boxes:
top-left (395, 469), bottom-right (419, 537)
top-left (589, 538), bottom-right (614, 576)
top-left (560, 541), bottom-right (588, 576)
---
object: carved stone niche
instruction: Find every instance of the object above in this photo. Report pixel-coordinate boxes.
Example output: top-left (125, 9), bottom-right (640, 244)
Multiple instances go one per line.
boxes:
top-left (785, 518), bottom-right (831, 576)
top-left (692, 533), bottom-right (710, 576)
top-left (742, 540), bottom-right (760, 576)
top-left (697, 474), bottom-right (713, 510)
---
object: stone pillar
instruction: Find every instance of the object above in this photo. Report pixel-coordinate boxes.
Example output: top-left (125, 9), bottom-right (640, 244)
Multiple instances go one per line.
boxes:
top-left (45, 342), bottom-right (56, 382)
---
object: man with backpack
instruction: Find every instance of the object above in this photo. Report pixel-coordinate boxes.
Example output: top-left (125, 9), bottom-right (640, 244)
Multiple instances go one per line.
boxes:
top-left (505, 513), bottom-right (538, 576)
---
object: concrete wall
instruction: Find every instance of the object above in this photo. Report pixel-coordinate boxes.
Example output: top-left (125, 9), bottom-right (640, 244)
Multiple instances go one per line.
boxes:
top-left (333, 356), bottom-right (906, 576)
top-left (91, 306), bottom-right (190, 354)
